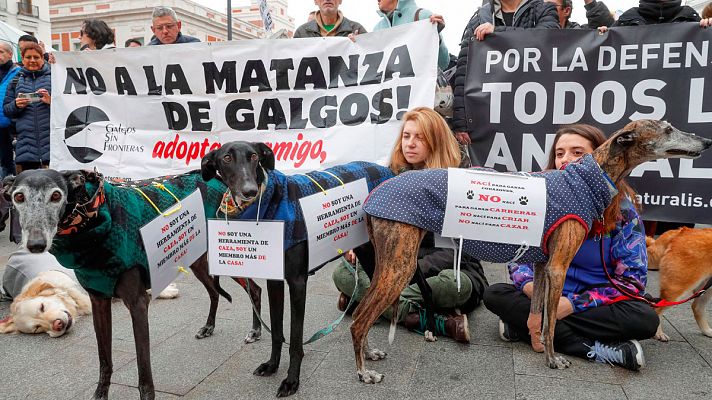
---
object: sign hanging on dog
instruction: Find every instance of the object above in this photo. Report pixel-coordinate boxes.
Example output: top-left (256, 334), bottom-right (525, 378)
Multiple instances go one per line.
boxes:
top-left (463, 23), bottom-right (712, 223)
top-left (299, 178), bottom-right (369, 271)
top-left (49, 21), bottom-right (438, 181)
top-left (140, 190), bottom-right (207, 300)
top-left (441, 169), bottom-right (547, 246)
top-left (207, 220), bottom-right (285, 280)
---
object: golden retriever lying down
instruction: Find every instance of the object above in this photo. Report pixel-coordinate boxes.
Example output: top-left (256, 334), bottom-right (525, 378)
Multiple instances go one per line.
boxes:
top-left (646, 227), bottom-right (712, 341)
top-left (0, 250), bottom-right (180, 337)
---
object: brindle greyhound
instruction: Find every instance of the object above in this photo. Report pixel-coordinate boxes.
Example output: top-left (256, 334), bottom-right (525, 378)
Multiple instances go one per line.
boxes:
top-left (350, 120), bottom-right (712, 383)
top-left (2, 169), bottom-right (264, 400)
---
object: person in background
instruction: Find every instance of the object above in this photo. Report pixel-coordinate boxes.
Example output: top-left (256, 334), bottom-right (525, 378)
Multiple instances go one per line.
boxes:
top-left (545, 0), bottom-right (614, 28)
top-left (78, 19), bottom-right (116, 51)
top-left (484, 124), bottom-right (658, 372)
top-left (3, 43), bottom-right (51, 173)
top-left (294, 0), bottom-right (366, 38)
top-left (125, 38), bottom-right (143, 48)
top-left (0, 42), bottom-right (19, 179)
top-left (332, 107), bottom-right (489, 343)
top-left (610, 0), bottom-right (709, 27)
top-left (148, 6), bottom-right (200, 45)
top-left (307, 10), bottom-right (317, 23)
top-left (451, 0), bottom-right (559, 146)
top-left (372, 0), bottom-right (450, 71)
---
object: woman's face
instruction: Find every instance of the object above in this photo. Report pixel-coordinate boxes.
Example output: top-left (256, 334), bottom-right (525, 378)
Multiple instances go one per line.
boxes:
top-left (554, 133), bottom-right (594, 169)
top-left (79, 25), bottom-right (95, 49)
top-left (401, 120), bottom-right (430, 169)
top-left (23, 49), bottom-right (44, 71)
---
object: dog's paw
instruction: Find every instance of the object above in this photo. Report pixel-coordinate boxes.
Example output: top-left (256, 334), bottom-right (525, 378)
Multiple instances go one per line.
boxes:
top-left (92, 386), bottom-right (109, 400)
top-left (357, 369), bottom-right (384, 384)
top-left (244, 329), bottom-right (262, 344)
top-left (254, 361), bottom-right (279, 377)
top-left (276, 377), bottom-right (300, 397)
top-left (654, 332), bottom-right (670, 342)
top-left (424, 330), bottom-right (437, 342)
top-left (365, 348), bottom-right (387, 361)
top-left (547, 354), bottom-right (571, 369)
top-left (466, 190), bottom-right (474, 200)
top-left (195, 325), bottom-right (215, 339)
top-left (519, 196), bottom-right (528, 205)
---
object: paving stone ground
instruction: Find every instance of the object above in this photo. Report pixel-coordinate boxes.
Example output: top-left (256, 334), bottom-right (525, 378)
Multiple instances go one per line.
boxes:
top-left (1, 228), bottom-right (711, 399)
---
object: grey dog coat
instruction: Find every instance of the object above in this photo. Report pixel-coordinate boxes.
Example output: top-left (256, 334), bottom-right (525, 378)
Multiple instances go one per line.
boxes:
top-left (2, 248), bottom-right (76, 299)
top-left (363, 154), bottom-right (618, 263)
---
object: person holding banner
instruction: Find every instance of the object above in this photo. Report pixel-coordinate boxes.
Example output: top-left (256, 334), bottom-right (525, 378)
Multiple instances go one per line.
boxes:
top-left (451, 0), bottom-right (559, 146)
top-left (3, 43), bottom-right (51, 173)
top-left (544, 0), bottom-right (614, 29)
top-left (333, 107), bottom-right (488, 343)
top-left (612, 0), bottom-right (707, 27)
top-left (294, 0), bottom-right (367, 38)
top-left (148, 6), bottom-right (200, 45)
top-left (483, 124), bottom-right (658, 371)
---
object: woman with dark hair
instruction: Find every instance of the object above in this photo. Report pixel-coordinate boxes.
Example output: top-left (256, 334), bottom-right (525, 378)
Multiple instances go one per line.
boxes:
top-left (79, 19), bottom-right (115, 50)
top-left (483, 124), bottom-right (658, 371)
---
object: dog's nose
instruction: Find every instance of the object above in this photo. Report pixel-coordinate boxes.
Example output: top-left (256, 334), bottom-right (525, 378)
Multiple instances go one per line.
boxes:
top-left (703, 137), bottom-right (712, 149)
top-left (27, 230), bottom-right (47, 253)
top-left (52, 319), bottom-right (64, 332)
top-left (243, 188), bottom-right (258, 198)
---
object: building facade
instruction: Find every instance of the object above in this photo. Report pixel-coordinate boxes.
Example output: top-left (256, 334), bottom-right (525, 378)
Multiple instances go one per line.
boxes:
top-left (0, 0), bottom-right (52, 44)
top-left (48, 0), bottom-right (276, 51)
top-left (232, 0), bottom-right (294, 37)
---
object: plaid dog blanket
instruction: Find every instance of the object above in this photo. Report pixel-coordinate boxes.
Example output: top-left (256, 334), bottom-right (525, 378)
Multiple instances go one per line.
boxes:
top-left (237, 161), bottom-right (394, 249)
top-left (363, 154), bottom-right (617, 264)
top-left (51, 172), bottom-right (227, 298)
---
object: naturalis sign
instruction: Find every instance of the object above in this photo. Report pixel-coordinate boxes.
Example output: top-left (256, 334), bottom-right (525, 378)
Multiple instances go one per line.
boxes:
top-left (50, 21), bottom-right (438, 180)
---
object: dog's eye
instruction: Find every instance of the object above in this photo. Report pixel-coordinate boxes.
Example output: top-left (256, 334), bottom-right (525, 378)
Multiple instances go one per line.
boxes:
top-left (250, 153), bottom-right (259, 162)
top-left (13, 193), bottom-right (24, 203)
top-left (39, 303), bottom-right (45, 313)
top-left (50, 191), bottom-right (62, 202)
top-left (222, 154), bottom-right (232, 163)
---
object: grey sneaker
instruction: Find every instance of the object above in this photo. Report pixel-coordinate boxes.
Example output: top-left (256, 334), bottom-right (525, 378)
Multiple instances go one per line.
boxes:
top-left (586, 339), bottom-right (645, 371)
top-left (498, 319), bottom-right (520, 342)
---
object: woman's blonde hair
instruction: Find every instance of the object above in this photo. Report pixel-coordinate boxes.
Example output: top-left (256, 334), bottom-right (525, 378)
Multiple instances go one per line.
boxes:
top-left (389, 107), bottom-right (461, 173)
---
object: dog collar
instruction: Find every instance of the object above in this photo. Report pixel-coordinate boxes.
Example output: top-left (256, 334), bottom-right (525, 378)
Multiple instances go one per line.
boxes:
top-left (57, 178), bottom-right (106, 236)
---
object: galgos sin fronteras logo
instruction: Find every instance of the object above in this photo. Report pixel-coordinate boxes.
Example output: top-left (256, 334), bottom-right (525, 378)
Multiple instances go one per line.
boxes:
top-left (64, 106), bottom-right (109, 163)
top-left (103, 123), bottom-right (144, 153)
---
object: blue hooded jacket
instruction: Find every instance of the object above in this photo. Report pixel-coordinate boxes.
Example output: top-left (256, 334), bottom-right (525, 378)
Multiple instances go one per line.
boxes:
top-left (3, 63), bottom-right (51, 163)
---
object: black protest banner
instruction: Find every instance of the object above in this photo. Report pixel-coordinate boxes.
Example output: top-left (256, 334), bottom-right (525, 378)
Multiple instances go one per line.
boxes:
top-left (464, 23), bottom-right (712, 224)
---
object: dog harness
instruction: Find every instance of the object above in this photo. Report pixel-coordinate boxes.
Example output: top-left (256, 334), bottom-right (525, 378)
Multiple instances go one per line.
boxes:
top-left (235, 161), bottom-right (394, 250)
top-left (51, 172), bottom-right (228, 298)
top-left (363, 154), bottom-right (618, 263)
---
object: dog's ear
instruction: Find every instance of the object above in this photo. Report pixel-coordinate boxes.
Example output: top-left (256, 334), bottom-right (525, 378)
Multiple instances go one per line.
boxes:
top-left (253, 143), bottom-right (275, 171)
top-left (615, 130), bottom-right (637, 147)
top-left (201, 148), bottom-right (219, 181)
top-left (1, 175), bottom-right (15, 201)
top-left (60, 170), bottom-right (85, 190)
top-left (0, 315), bottom-right (15, 334)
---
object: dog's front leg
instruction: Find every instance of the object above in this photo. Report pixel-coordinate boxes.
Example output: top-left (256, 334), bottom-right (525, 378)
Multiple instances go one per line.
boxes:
top-left (116, 268), bottom-right (155, 400)
top-left (278, 272), bottom-right (308, 397)
top-left (538, 221), bottom-right (584, 370)
top-left (90, 294), bottom-right (112, 400)
top-left (254, 279), bottom-right (285, 377)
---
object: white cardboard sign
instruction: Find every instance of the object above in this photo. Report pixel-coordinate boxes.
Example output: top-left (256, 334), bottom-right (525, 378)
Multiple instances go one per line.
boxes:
top-left (299, 178), bottom-right (369, 271)
top-left (208, 220), bottom-right (285, 280)
top-left (140, 190), bottom-right (207, 300)
top-left (442, 169), bottom-right (547, 246)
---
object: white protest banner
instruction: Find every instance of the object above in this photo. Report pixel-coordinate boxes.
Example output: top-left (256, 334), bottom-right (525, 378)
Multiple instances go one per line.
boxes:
top-left (299, 178), bottom-right (369, 271)
top-left (140, 190), bottom-right (206, 300)
top-left (50, 21), bottom-right (438, 181)
top-left (442, 169), bottom-right (547, 246)
top-left (208, 220), bottom-right (284, 280)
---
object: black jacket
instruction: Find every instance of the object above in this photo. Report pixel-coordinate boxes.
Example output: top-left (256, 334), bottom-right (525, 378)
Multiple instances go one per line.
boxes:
top-left (566, 0), bottom-right (614, 29)
top-left (293, 15), bottom-right (366, 38)
top-left (451, 0), bottom-right (559, 133)
top-left (148, 32), bottom-right (201, 45)
top-left (614, 3), bottom-right (700, 26)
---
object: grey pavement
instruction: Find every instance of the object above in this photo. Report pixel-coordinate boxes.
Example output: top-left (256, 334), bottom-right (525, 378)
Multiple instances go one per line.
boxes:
top-left (1, 227), bottom-right (711, 400)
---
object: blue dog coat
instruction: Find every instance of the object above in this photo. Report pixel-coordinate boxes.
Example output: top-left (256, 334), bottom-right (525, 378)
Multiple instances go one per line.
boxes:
top-left (363, 154), bottom-right (617, 263)
top-left (237, 161), bottom-right (394, 250)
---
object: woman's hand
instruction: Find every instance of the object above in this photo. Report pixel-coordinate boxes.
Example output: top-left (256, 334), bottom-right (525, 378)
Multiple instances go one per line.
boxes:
top-left (48, 53), bottom-right (56, 64)
top-left (347, 29), bottom-right (360, 42)
top-left (454, 132), bottom-right (471, 145)
top-left (15, 95), bottom-right (30, 109)
top-left (429, 14), bottom-right (445, 31)
top-left (344, 249), bottom-right (357, 265)
top-left (701, 18), bottom-right (712, 28)
top-left (474, 23), bottom-right (494, 41)
top-left (37, 89), bottom-right (51, 105)
top-left (523, 282), bottom-right (573, 320)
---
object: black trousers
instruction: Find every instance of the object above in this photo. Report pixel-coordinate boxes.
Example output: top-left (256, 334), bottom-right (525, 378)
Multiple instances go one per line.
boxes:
top-left (483, 283), bottom-right (659, 359)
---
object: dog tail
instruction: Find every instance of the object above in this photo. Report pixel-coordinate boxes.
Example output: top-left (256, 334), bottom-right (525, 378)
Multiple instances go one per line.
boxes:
top-left (214, 277), bottom-right (233, 303)
top-left (388, 301), bottom-right (398, 345)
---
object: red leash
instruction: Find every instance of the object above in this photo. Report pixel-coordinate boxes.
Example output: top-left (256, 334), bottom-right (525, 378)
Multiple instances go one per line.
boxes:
top-left (596, 222), bottom-right (712, 308)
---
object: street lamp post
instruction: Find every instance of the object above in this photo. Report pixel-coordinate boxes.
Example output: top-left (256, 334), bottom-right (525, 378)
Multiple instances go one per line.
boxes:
top-left (227, 0), bottom-right (233, 40)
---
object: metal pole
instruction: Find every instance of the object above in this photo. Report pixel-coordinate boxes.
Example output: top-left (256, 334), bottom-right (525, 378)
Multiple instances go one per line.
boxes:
top-left (227, 0), bottom-right (233, 40)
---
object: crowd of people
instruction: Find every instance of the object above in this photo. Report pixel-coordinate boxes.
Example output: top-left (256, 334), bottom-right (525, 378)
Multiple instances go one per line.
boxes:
top-left (1, 0), bottom-right (711, 373)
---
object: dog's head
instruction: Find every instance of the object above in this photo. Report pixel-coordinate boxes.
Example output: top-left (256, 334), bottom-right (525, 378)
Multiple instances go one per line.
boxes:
top-left (606, 120), bottom-right (712, 168)
top-left (0, 281), bottom-right (78, 337)
top-left (200, 142), bottom-right (275, 204)
top-left (2, 169), bottom-right (96, 253)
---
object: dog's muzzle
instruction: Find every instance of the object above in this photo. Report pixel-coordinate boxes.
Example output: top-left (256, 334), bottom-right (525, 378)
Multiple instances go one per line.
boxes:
top-left (26, 228), bottom-right (47, 253)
